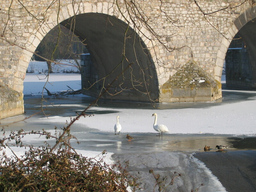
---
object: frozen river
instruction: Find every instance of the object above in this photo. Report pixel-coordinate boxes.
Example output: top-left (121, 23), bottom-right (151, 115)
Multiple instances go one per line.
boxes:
top-left (1, 73), bottom-right (256, 191)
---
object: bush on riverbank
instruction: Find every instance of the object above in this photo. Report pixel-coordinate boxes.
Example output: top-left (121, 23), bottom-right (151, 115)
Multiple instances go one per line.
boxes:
top-left (0, 129), bottom-right (138, 191)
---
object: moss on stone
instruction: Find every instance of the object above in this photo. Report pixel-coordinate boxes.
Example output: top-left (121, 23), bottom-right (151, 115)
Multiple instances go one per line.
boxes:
top-left (160, 60), bottom-right (222, 102)
top-left (161, 60), bottom-right (219, 90)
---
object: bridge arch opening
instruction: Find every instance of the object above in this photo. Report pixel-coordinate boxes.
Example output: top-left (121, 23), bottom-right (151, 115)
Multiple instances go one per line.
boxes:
top-left (225, 18), bottom-right (256, 90)
top-left (60, 13), bottom-right (159, 102)
top-left (223, 7), bottom-right (256, 90)
top-left (23, 23), bottom-right (84, 98)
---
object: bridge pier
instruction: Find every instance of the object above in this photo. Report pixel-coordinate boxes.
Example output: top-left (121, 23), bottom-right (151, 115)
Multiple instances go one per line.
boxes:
top-left (0, 84), bottom-right (24, 119)
top-left (160, 60), bottom-right (222, 102)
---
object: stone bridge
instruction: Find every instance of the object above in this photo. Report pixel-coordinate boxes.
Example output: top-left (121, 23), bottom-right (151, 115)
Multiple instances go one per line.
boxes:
top-left (1, 0), bottom-right (256, 119)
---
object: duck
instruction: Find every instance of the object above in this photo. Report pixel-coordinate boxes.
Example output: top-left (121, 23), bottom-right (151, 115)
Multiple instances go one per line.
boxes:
top-left (152, 113), bottom-right (169, 135)
top-left (114, 115), bottom-right (122, 135)
top-left (216, 145), bottom-right (228, 152)
top-left (204, 145), bottom-right (211, 152)
top-left (126, 134), bottom-right (133, 141)
top-left (216, 145), bottom-right (228, 149)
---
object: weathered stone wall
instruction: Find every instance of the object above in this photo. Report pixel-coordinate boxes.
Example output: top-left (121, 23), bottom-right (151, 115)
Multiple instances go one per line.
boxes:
top-left (0, 0), bottom-right (255, 119)
top-left (0, 83), bottom-right (23, 119)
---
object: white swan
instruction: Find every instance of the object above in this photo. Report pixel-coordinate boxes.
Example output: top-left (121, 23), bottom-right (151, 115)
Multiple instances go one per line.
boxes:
top-left (114, 115), bottom-right (122, 135)
top-left (152, 113), bottom-right (169, 134)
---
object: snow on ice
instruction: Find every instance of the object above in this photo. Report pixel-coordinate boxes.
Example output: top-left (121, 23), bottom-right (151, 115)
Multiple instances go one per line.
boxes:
top-left (3, 60), bottom-right (256, 191)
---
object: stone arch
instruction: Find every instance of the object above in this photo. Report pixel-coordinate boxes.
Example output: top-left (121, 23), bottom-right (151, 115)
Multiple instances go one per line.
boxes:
top-left (19, 2), bottom-right (159, 102)
top-left (214, 5), bottom-right (256, 83)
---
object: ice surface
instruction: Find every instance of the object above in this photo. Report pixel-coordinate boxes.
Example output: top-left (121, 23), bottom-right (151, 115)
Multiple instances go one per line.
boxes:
top-left (112, 152), bottom-right (226, 192)
top-left (6, 61), bottom-right (256, 191)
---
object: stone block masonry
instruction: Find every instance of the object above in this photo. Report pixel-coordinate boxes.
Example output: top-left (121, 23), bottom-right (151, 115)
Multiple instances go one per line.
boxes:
top-left (160, 60), bottom-right (222, 102)
top-left (0, 84), bottom-right (24, 119)
top-left (0, 0), bottom-right (255, 119)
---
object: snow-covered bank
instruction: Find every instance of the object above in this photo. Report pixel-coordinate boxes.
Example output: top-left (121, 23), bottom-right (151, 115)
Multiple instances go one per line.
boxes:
top-left (113, 152), bottom-right (226, 192)
top-left (24, 60), bottom-right (81, 96)
top-left (27, 60), bottom-right (80, 74)
top-left (23, 73), bottom-right (81, 96)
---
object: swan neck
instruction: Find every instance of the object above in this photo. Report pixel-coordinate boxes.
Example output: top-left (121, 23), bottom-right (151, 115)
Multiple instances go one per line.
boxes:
top-left (154, 114), bottom-right (157, 125)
